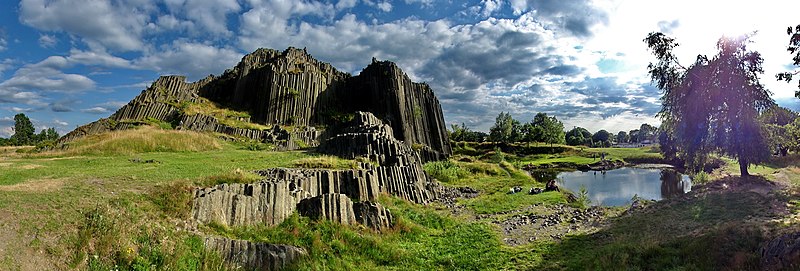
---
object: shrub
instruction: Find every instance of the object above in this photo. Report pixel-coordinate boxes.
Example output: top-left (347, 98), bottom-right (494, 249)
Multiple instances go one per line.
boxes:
top-left (691, 171), bottom-right (710, 185)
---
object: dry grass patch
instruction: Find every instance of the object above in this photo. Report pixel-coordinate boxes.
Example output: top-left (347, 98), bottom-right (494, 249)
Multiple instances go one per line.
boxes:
top-left (0, 178), bottom-right (66, 192)
top-left (44, 126), bottom-right (222, 156)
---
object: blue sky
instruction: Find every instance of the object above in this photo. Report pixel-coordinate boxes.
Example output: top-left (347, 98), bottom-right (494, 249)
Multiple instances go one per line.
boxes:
top-left (1, 0), bottom-right (800, 137)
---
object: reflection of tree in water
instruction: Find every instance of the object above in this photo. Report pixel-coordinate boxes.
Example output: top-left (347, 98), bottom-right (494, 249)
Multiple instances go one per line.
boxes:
top-left (660, 169), bottom-right (688, 198)
top-left (530, 170), bottom-right (559, 182)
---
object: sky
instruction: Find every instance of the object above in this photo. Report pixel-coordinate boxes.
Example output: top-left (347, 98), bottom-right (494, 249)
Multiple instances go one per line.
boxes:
top-left (1, 0), bottom-right (800, 138)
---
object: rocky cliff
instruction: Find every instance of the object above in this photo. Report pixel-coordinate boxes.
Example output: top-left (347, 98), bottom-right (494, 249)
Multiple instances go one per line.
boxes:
top-left (59, 47), bottom-right (451, 159)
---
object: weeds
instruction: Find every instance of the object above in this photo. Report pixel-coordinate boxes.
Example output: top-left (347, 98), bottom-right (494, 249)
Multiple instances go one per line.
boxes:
top-left (423, 160), bottom-right (469, 183)
top-left (292, 155), bottom-right (360, 169)
top-left (148, 181), bottom-right (193, 219)
top-left (575, 184), bottom-right (592, 209)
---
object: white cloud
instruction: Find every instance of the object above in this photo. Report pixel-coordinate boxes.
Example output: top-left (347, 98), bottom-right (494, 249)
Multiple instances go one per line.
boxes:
top-left (53, 119), bottom-right (68, 126)
top-left (81, 107), bottom-right (109, 114)
top-left (480, 0), bottom-right (502, 17)
top-left (67, 49), bottom-right (131, 68)
top-left (0, 126), bottom-right (12, 137)
top-left (19, 0), bottom-right (154, 51)
top-left (163, 0), bottom-right (241, 35)
top-left (363, 0), bottom-right (392, 12)
top-left (10, 107), bottom-right (34, 113)
top-left (0, 59), bottom-right (13, 77)
top-left (38, 34), bottom-right (57, 48)
top-left (134, 41), bottom-right (242, 80)
top-left (0, 56), bottom-right (95, 95)
top-left (335, 0), bottom-right (358, 10)
top-left (376, 2), bottom-right (392, 12)
top-left (81, 101), bottom-right (126, 114)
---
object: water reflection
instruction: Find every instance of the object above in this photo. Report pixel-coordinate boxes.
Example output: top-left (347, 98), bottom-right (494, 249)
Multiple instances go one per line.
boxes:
top-left (532, 166), bottom-right (691, 206)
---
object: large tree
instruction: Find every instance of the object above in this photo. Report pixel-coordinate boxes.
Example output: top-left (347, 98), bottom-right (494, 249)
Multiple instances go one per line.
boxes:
top-left (645, 32), bottom-right (775, 176)
top-left (616, 131), bottom-right (630, 144)
top-left (592, 130), bottom-right (612, 147)
top-left (565, 127), bottom-right (592, 146)
top-left (777, 24), bottom-right (800, 99)
top-left (488, 112), bottom-right (521, 143)
top-left (525, 113), bottom-right (566, 146)
top-left (10, 113), bottom-right (35, 146)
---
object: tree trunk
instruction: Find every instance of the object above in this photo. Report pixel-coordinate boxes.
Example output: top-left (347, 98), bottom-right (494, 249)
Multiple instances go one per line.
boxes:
top-left (739, 159), bottom-right (749, 176)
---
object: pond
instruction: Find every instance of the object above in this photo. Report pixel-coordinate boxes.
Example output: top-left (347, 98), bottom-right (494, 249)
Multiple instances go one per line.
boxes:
top-left (531, 166), bottom-right (692, 206)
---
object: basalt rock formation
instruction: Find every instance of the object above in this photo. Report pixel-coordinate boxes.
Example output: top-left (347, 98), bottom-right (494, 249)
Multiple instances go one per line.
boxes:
top-left (191, 112), bottom-right (431, 231)
top-left (59, 47), bottom-right (451, 159)
top-left (204, 237), bottom-right (307, 271)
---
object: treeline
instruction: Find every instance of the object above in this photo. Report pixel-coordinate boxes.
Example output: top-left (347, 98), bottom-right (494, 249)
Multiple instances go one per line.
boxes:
top-left (760, 106), bottom-right (800, 156)
top-left (449, 112), bottom-right (658, 147)
top-left (0, 113), bottom-right (60, 147)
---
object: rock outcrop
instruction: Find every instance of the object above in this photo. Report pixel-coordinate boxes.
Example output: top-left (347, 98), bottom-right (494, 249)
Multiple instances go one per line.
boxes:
top-left (191, 112), bottom-right (430, 231)
top-left (297, 193), bottom-right (358, 225)
top-left (352, 201), bottom-right (394, 232)
top-left (296, 193), bottom-right (394, 231)
top-left (204, 237), bottom-right (307, 271)
top-left (59, 47), bottom-right (451, 158)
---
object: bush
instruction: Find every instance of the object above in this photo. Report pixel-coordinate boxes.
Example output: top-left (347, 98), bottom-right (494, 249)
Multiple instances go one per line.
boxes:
top-left (691, 171), bottom-right (710, 185)
top-left (490, 147), bottom-right (505, 163)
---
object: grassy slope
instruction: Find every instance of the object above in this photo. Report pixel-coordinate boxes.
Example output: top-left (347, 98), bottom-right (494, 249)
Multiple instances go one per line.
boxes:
top-left (0, 128), bottom-right (317, 269)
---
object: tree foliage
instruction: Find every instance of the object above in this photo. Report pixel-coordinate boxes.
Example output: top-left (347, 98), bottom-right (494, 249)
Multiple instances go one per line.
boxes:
top-left (616, 131), bottom-right (630, 144)
top-left (449, 123), bottom-right (487, 142)
top-left (776, 24), bottom-right (800, 99)
top-left (591, 130), bottom-right (612, 147)
top-left (645, 32), bottom-right (775, 175)
top-left (758, 106), bottom-right (798, 126)
top-left (11, 113), bottom-right (36, 146)
top-left (760, 107), bottom-right (800, 156)
top-left (525, 113), bottom-right (565, 146)
top-left (565, 127), bottom-right (592, 146)
top-left (488, 112), bottom-right (521, 143)
top-left (2, 113), bottom-right (60, 147)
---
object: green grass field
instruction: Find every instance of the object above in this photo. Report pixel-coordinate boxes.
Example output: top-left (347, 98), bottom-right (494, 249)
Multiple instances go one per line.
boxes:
top-left (2, 132), bottom-right (799, 270)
